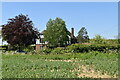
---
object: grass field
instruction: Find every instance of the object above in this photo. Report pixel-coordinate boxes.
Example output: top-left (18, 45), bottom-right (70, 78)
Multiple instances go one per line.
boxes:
top-left (2, 51), bottom-right (118, 78)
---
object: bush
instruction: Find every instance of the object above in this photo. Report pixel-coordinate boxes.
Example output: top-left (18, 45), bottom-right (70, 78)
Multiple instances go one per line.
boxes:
top-left (66, 43), bottom-right (119, 53)
top-left (31, 43), bottom-right (119, 54)
top-left (37, 48), bottom-right (52, 54)
top-left (66, 44), bottom-right (91, 53)
top-left (90, 39), bottom-right (118, 44)
top-left (23, 45), bottom-right (35, 52)
top-left (30, 50), bottom-right (37, 54)
top-left (51, 47), bottom-right (65, 54)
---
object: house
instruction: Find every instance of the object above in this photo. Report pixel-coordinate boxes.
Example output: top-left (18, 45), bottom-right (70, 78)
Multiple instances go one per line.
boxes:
top-left (35, 28), bottom-right (77, 50)
top-left (36, 33), bottom-right (48, 50)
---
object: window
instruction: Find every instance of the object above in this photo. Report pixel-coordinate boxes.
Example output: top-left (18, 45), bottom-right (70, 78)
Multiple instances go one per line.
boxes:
top-left (40, 45), bottom-right (43, 49)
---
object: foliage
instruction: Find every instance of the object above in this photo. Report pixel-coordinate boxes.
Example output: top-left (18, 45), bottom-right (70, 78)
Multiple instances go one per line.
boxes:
top-left (23, 45), bottom-right (35, 52)
top-left (2, 14), bottom-right (40, 50)
top-left (51, 47), bottom-right (65, 54)
top-left (2, 54), bottom-right (76, 78)
top-left (91, 34), bottom-right (105, 44)
top-left (66, 43), bottom-right (119, 53)
top-left (28, 42), bottom-right (119, 54)
top-left (90, 39), bottom-right (118, 44)
top-left (43, 17), bottom-right (70, 47)
top-left (37, 48), bottom-right (52, 54)
top-left (2, 51), bottom-right (118, 78)
top-left (75, 51), bottom-right (118, 77)
top-left (77, 27), bottom-right (89, 43)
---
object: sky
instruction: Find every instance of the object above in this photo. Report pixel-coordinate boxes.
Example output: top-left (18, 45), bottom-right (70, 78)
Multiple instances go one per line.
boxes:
top-left (1, 2), bottom-right (118, 45)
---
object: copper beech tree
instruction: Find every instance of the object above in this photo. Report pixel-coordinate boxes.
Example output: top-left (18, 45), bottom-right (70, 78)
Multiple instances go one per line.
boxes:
top-left (2, 14), bottom-right (40, 50)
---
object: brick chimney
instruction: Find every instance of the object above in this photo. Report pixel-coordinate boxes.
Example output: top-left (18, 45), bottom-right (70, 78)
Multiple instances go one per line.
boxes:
top-left (71, 28), bottom-right (74, 37)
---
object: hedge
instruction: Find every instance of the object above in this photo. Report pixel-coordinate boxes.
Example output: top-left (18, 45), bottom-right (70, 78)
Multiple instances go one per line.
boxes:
top-left (35, 43), bottom-right (119, 54)
top-left (66, 43), bottom-right (119, 53)
top-left (90, 39), bottom-right (118, 44)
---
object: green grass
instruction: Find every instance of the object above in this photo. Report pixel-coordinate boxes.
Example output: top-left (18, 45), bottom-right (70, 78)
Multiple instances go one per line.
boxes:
top-left (2, 51), bottom-right (118, 78)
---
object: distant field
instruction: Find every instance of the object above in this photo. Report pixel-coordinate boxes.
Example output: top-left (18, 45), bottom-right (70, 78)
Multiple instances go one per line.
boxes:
top-left (2, 52), bottom-right (118, 78)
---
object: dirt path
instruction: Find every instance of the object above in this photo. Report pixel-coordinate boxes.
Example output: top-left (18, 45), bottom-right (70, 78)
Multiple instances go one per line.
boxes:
top-left (45, 59), bottom-right (76, 62)
top-left (77, 65), bottom-right (112, 78)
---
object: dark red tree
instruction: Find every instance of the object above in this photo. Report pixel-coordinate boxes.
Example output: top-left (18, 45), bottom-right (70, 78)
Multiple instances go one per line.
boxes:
top-left (2, 14), bottom-right (40, 50)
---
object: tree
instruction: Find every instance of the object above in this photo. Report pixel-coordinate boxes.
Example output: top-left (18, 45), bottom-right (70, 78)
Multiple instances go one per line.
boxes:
top-left (77, 27), bottom-right (89, 43)
top-left (43, 17), bottom-right (70, 47)
top-left (92, 34), bottom-right (105, 44)
top-left (2, 14), bottom-right (40, 50)
top-left (93, 34), bottom-right (104, 40)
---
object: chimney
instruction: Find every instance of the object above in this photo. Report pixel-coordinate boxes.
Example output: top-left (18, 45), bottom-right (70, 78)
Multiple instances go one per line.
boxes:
top-left (71, 28), bottom-right (74, 37)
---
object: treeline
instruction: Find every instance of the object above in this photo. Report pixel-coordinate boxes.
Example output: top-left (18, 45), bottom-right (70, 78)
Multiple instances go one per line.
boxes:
top-left (1, 14), bottom-right (90, 50)
top-left (1, 14), bottom-right (119, 51)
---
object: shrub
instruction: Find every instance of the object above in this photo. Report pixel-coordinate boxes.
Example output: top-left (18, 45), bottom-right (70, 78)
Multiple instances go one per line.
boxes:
top-left (30, 50), bottom-right (37, 54)
top-left (23, 45), bottom-right (35, 52)
top-left (91, 34), bottom-right (106, 44)
top-left (66, 44), bottom-right (91, 53)
top-left (37, 48), bottom-right (52, 54)
top-left (51, 47), bottom-right (65, 54)
top-left (90, 39), bottom-right (118, 44)
top-left (66, 43), bottom-right (119, 53)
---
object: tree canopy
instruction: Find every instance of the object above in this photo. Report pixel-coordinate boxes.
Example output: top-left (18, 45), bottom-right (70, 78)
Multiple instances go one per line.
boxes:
top-left (2, 14), bottom-right (40, 50)
top-left (77, 27), bottom-right (89, 43)
top-left (43, 17), bottom-right (70, 47)
top-left (92, 34), bottom-right (105, 44)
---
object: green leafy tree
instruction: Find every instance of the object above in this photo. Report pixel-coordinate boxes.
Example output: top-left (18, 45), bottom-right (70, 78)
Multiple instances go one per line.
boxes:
top-left (2, 14), bottom-right (40, 50)
top-left (94, 34), bottom-right (104, 40)
top-left (77, 27), bottom-right (89, 43)
top-left (92, 34), bottom-right (105, 44)
top-left (43, 17), bottom-right (69, 47)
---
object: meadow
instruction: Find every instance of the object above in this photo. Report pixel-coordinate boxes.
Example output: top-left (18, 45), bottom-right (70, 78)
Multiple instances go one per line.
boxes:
top-left (2, 51), bottom-right (118, 78)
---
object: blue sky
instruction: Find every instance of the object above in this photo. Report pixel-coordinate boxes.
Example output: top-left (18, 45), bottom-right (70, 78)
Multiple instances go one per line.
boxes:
top-left (2, 2), bottom-right (118, 39)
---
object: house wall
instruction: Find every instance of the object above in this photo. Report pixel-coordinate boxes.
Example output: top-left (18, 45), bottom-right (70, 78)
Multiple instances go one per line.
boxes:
top-left (36, 44), bottom-right (47, 50)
